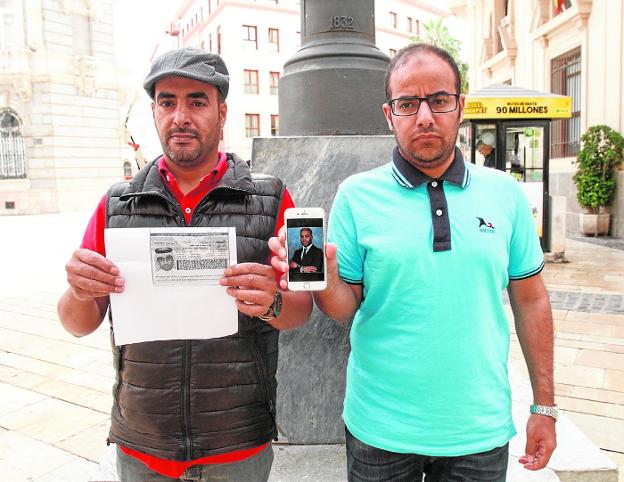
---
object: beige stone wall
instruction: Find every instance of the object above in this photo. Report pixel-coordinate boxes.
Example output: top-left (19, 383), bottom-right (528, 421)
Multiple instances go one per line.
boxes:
top-left (455, 0), bottom-right (624, 235)
top-left (0, 0), bottom-right (124, 215)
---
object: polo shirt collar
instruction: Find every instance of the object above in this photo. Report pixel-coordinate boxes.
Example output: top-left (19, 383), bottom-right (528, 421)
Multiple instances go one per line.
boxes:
top-left (391, 146), bottom-right (469, 189)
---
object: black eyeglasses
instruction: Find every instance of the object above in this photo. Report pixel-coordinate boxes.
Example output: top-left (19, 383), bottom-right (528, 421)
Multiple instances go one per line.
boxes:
top-left (387, 93), bottom-right (460, 116)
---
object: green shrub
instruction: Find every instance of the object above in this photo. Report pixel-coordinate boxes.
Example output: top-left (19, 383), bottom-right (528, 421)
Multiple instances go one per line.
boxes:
top-left (573, 125), bottom-right (624, 212)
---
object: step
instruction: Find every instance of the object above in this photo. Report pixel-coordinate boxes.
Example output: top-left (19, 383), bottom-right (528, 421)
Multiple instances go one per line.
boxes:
top-left (509, 365), bottom-right (618, 482)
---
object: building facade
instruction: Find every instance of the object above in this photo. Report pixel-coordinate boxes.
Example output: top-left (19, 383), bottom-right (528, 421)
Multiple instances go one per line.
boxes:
top-left (162, 0), bottom-right (449, 160)
top-left (0, 0), bottom-right (123, 215)
top-left (452, 0), bottom-right (624, 236)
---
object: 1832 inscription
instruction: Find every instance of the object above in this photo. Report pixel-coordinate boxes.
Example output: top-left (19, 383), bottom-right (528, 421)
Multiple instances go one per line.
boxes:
top-left (330, 15), bottom-right (354, 30)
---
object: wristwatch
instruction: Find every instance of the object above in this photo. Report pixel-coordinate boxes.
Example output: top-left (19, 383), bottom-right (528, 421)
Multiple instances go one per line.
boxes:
top-left (259, 291), bottom-right (282, 321)
top-left (530, 404), bottom-right (559, 421)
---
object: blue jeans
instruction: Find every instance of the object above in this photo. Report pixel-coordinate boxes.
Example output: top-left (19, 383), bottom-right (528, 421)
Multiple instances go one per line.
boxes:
top-left (115, 444), bottom-right (274, 482)
top-left (345, 427), bottom-right (508, 482)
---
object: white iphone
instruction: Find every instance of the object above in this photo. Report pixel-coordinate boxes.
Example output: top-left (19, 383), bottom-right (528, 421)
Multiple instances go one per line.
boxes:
top-left (284, 207), bottom-right (327, 291)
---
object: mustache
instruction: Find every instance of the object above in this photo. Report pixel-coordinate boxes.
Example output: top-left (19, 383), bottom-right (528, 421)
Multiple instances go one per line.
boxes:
top-left (413, 126), bottom-right (439, 135)
top-left (167, 127), bottom-right (199, 138)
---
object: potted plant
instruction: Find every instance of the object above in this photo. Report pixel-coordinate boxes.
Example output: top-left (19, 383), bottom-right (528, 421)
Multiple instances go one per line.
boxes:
top-left (573, 125), bottom-right (624, 236)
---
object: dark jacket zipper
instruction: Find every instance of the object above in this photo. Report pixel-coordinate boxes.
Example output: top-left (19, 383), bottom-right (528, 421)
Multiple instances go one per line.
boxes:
top-left (181, 340), bottom-right (192, 458)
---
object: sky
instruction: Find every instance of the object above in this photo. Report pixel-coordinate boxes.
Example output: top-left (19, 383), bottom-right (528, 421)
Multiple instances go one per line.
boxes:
top-left (113, 0), bottom-right (468, 75)
top-left (113, 0), bottom-right (181, 65)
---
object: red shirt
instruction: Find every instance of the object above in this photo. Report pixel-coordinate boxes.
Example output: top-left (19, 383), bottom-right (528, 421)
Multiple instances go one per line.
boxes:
top-left (80, 153), bottom-right (294, 477)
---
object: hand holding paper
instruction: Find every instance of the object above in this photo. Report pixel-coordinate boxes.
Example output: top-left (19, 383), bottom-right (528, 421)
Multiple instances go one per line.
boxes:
top-left (105, 227), bottom-right (239, 346)
top-left (65, 248), bottom-right (124, 301)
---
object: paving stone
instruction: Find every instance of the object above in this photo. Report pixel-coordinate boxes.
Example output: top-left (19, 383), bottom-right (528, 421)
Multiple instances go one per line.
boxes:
top-left (55, 420), bottom-right (111, 462)
top-left (575, 350), bottom-right (624, 371)
top-left (557, 395), bottom-right (624, 420)
top-left (0, 382), bottom-right (48, 417)
top-left (0, 397), bottom-right (109, 445)
top-left (565, 412), bottom-right (624, 454)
top-left (569, 236), bottom-right (624, 251)
top-left (604, 370), bottom-right (624, 392)
top-left (34, 380), bottom-right (112, 413)
top-left (554, 365), bottom-right (605, 389)
top-left (0, 429), bottom-right (83, 480)
top-left (35, 457), bottom-right (99, 482)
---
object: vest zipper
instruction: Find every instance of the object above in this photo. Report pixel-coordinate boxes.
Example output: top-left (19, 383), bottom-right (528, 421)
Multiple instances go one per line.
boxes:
top-left (114, 345), bottom-right (124, 401)
top-left (181, 340), bottom-right (192, 458)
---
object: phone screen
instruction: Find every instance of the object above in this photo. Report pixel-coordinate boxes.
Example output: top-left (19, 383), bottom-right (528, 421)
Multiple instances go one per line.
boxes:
top-left (286, 217), bottom-right (325, 283)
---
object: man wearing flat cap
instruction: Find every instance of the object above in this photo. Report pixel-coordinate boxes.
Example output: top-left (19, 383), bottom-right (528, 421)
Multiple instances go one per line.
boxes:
top-left (58, 48), bottom-right (312, 481)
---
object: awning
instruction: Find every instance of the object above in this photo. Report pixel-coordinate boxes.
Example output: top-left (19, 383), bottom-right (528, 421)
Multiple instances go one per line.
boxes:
top-left (464, 84), bottom-right (572, 120)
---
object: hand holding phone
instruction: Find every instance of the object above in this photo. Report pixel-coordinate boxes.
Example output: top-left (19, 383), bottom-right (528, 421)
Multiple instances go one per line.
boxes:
top-left (284, 207), bottom-right (327, 291)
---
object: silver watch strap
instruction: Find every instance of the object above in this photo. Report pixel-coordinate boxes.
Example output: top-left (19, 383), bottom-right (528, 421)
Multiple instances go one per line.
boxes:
top-left (530, 404), bottom-right (558, 421)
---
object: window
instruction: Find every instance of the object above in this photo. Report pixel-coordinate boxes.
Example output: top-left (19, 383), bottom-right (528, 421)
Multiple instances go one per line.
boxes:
top-left (244, 69), bottom-right (259, 94)
top-left (217, 25), bottom-right (221, 53)
top-left (209, 33), bottom-right (213, 52)
top-left (242, 25), bottom-right (258, 50)
top-left (494, 0), bottom-right (508, 54)
top-left (0, 109), bottom-right (26, 179)
top-left (551, 47), bottom-right (581, 158)
top-left (268, 28), bottom-right (279, 52)
top-left (72, 14), bottom-right (92, 56)
top-left (271, 115), bottom-right (279, 136)
top-left (406, 17), bottom-right (413, 33)
top-left (269, 71), bottom-right (280, 95)
top-left (389, 11), bottom-right (397, 28)
top-left (245, 114), bottom-right (260, 137)
top-left (415, 19), bottom-right (420, 36)
top-left (0, 8), bottom-right (17, 51)
top-left (389, 48), bottom-right (396, 57)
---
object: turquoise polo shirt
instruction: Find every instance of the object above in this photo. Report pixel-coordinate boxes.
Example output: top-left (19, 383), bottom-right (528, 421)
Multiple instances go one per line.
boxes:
top-left (329, 147), bottom-right (544, 456)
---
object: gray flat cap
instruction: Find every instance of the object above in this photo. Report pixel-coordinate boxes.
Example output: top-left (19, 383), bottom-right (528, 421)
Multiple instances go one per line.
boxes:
top-left (143, 47), bottom-right (229, 99)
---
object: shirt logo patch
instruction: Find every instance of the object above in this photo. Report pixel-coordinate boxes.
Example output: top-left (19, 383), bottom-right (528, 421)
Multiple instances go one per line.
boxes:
top-left (477, 217), bottom-right (495, 233)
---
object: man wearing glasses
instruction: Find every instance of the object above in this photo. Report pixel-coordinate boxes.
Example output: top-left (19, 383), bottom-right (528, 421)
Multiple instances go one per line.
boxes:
top-left (286, 44), bottom-right (557, 480)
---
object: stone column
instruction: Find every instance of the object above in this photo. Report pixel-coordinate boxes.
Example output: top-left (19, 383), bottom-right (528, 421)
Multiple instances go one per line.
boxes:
top-left (279, 0), bottom-right (389, 136)
top-left (255, 1), bottom-right (394, 443)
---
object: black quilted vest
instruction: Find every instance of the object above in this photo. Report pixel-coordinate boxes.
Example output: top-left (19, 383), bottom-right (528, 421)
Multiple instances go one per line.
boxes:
top-left (105, 154), bottom-right (284, 460)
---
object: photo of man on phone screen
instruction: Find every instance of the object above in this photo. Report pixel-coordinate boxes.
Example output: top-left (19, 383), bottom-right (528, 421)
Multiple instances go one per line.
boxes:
top-left (289, 227), bottom-right (324, 276)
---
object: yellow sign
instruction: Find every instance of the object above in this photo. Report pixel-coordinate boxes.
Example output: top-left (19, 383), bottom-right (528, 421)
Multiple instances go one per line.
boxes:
top-left (464, 96), bottom-right (572, 119)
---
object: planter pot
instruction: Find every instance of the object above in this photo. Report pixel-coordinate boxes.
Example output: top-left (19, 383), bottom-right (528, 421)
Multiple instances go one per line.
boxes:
top-left (580, 212), bottom-right (610, 236)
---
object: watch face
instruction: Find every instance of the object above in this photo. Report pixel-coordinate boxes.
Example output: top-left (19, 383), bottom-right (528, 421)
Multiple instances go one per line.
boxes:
top-left (273, 291), bottom-right (283, 317)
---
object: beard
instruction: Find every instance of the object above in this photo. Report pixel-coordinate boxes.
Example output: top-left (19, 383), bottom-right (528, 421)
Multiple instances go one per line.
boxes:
top-left (393, 124), bottom-right (459, 171)
top-left (398, 136), bottom-right (456, 168)
top-left (160, 120), bottom-right (221, 169)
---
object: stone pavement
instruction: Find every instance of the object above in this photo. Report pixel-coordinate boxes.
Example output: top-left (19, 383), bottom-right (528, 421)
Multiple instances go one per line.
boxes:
top-left (0, 212), bottom-right (622, 481)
